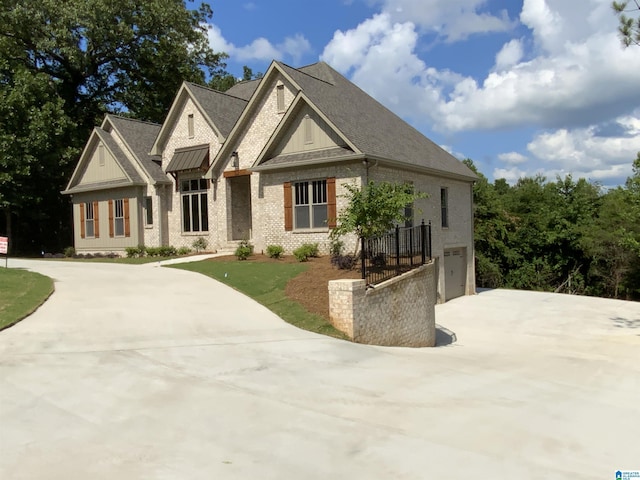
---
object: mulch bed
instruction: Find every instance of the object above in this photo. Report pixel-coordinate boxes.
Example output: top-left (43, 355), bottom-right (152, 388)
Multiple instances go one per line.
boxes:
top-left (209, 254), bottom-right (361, 321)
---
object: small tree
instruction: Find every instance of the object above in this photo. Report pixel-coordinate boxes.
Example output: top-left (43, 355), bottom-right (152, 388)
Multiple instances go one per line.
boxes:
top-left (331, 180), bottom-right (427, 252)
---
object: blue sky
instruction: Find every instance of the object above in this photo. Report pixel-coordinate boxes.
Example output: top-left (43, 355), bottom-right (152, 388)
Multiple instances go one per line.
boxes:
top-left (201, 0), bottom-right (640, 187)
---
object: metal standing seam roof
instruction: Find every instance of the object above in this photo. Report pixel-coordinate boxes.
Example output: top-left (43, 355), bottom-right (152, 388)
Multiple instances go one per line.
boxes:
top-left (166, 145), bottom-right (210, 173)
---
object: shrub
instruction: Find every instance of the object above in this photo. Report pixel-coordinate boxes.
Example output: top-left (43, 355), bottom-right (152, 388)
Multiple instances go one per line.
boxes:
top-left (293, 243), bottom-right (319, 262)
top-left (192, 236), bottom-right (208, 252)
top-left (145, 246), bottom-right (161, 257)
top-left (235, 239), bottom-right (253, 260)
top-left (331, 254), bottom-right (358, 270)
top-left (63, 246), bottom-right (76, 258)
top-left (266, 244), bottom-right (284, 259)
top-left (177, 246), bottom-right (192, 256)
top-left (125, 245), bottom-right (146, 258)
top-left (329, 238), bottom-right (344, 257)
top-left (158, 245), bottom-right (177, 257)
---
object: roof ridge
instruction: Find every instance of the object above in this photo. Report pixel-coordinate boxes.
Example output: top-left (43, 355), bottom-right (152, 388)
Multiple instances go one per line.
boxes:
top-left (186, 81), bottom-right (251, 103)
top-left (276, 61), bottom-right (335, 87)
top-left (106, 114), bottom-right (161, 127)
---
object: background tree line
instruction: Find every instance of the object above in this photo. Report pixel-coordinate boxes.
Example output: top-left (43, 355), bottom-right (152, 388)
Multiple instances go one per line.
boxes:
top-left (464, 156), bottom-right (640, 300)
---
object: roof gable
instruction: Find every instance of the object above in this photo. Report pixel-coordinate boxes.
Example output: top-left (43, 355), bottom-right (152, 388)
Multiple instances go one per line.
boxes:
top-left (206, 61), bottom-right (306, 176)
top-left (63, 128), bottom-right (145, 194)
top-left (150, 82), bottom-right (247, 156)
top-left (255, 93), bottom-right (358, 168)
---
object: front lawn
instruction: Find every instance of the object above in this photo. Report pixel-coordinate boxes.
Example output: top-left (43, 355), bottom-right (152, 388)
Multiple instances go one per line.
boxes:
top-left (0, 268), bottom-right (54, 330)
top-left (170, 257), bottom-right (350, 339)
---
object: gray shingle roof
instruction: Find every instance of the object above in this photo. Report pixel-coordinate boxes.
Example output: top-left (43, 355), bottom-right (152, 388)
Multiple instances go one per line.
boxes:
top-left (259, 147), bottom-right (355, 168)
top-left (226, 79), bottom-right (260, 101)
top-left (186, 83), bottom-right (248, 138)
top-left (277, 62), bottom-right (476, 180)
top-left (106, 115), bottom-right (169, 184)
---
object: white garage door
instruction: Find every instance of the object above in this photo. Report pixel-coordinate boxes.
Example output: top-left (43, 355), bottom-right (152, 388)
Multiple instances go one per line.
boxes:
top-left (444, 248), bottom-right (466, 301)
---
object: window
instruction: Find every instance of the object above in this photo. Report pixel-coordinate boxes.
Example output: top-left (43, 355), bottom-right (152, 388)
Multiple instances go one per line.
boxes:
top-left (276, 84), bottom-right (285, 112)
top-left (294, 180), bottom-right (327, 229)
top-left (108, 198), bottom-right (129, 237)
top-left (187, 114), bottom-right (194, 138)
top-left (441, 188), bottom-right (449, 228)
top-left (144, 196), bottom-right (153, 226)
top-left (303, 114), bottom-right (313, 144)
top-left (114, 199), bottom-right (125, 236)
top-left (181, 178), bottom-right (208, 233)
top-left (85, 202), bottom-right (95, 238)
top-left (404, 203), bottom-right (414, 228)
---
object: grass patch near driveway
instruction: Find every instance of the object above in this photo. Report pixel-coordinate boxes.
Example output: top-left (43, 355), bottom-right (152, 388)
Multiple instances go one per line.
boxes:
top-left (0, 268), bottom-right (54, 330)
top-left (169, 259), bottom-right (349, 339)
top-left (40, 256), bottom-right (177, 265)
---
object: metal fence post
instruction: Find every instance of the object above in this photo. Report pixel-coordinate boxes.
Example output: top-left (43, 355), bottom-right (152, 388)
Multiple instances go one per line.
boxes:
top-left (360, 236), bottom-right (366, 280)
top-left (428, 220), bottom-right (432, 259)
top-left (421, 220), bottom-right (426, 265)
top-left (395, 225), bottom-right (400, 275)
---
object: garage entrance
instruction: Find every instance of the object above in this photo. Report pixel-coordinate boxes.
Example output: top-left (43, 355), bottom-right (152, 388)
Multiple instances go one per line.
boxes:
top-left (444, 248), bottom-right (466, 301)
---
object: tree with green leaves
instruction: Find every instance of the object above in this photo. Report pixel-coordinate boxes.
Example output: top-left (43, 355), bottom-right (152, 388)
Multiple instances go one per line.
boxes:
top-left (613, 1), bottom-right (640, 47)
top-left (331, 180), bottom-right (427, 253)
top-left (209, 65), bottom-right (263, 92)
top-left (0, 0), bottom-right (226, 253)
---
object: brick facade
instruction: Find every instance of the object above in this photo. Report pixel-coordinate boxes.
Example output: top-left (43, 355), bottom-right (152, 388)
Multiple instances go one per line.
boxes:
top-left (328, 263), bottom-right (437, 347)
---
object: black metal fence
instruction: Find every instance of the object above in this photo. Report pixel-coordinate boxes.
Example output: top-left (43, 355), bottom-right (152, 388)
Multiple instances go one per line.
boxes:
top-left (361, 221), bottom-right (432, 286)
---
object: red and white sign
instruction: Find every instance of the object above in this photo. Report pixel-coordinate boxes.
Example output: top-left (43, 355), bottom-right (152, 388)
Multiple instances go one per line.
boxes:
top-left (0, 236), bottom-right (8, 254)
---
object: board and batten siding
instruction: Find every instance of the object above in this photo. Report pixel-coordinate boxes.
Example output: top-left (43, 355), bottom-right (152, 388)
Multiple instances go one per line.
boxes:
top-left (273, 106), bottom-right (346, 156)
top-left (72, 188), bottom-right (141, 252)
top-left (78, 143), bottom-right (127, 185)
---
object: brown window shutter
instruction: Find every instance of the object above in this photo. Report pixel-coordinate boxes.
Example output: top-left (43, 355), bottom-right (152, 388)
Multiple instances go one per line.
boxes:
top-left (327, 177), bottom-right (337, 228)
top-left (79, 203), bottom-right (85, 239)
top-left (93, 201), bottom-right (100, 238)
top-left (283, 182), bottom-right (293, 231)
top-left (124, 198), bottom-right (130, 237)
top-left (108, 200), bottom-right (114, 237)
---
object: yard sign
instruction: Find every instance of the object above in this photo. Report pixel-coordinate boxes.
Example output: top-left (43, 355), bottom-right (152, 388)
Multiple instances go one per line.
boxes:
top-left (0, 236), bottom-right (7, 267)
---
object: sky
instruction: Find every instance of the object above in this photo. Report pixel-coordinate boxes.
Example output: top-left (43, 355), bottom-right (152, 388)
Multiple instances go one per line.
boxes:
top-left (201, 0), bottom-right (640, 187)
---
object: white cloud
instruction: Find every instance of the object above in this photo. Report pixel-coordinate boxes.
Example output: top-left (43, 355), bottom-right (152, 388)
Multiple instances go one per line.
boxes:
top-left (321, 0), bottom-right (640, 133)
top-left (206, 24), bottom-right (311, 63)
top-left (494, 39), bottom-right (523, 71)
top-left (526, 113), bottom-right (640, 181)
top-left (498, 152), bottom-right (528, 164)
top-left (370, 0), bottom-right (516, 42)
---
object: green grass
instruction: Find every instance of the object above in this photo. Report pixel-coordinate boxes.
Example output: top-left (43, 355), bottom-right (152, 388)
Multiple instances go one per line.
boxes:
top-left (0, 268), bottom-right (54, 330)
top-left (39, 256), bottom-right (176, 264)
top-left (170, 260), bottom-right (348, 339)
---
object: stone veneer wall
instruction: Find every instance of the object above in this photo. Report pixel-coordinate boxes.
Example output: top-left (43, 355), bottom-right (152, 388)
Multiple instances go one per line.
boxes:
top-left (328, 262), bottom-right (436, 347)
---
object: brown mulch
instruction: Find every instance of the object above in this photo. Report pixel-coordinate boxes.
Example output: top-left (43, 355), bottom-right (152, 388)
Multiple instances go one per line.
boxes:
top-left (209, 254), bottom-right (360, 321)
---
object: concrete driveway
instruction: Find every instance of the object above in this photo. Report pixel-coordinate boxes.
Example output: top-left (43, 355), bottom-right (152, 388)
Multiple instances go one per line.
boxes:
top-left (1, 259), bottom-right (639, 479)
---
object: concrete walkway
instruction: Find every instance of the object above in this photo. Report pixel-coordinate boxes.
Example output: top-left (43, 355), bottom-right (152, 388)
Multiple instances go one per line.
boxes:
top-left (1, 259), bottom-right (639, 479)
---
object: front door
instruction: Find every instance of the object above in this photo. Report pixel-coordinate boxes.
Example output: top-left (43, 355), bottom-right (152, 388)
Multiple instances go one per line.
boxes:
top-left (228, 175), bottom-right (252, 241)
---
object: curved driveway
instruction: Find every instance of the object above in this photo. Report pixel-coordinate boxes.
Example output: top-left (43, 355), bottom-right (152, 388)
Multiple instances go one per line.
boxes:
top-left (1, 259), bottom-right (639, 479)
